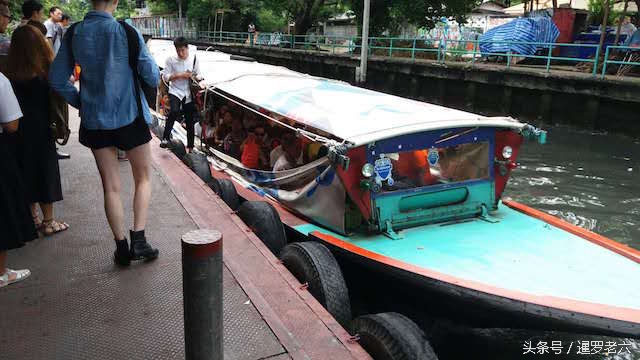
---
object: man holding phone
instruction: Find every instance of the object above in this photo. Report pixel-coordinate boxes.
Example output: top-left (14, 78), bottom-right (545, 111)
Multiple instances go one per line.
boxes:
top-left (160, 36), bottom-right (200, 152)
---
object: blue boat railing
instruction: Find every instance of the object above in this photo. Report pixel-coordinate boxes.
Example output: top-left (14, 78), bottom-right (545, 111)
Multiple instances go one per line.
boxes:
top-left (136, 27), bottom-right (639, 81)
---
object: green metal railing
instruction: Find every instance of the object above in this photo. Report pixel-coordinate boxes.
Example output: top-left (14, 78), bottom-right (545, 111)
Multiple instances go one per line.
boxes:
top-left (137, 28), bottom-right (639, 80)
top-left (601, 45), bottom-right (640, 79)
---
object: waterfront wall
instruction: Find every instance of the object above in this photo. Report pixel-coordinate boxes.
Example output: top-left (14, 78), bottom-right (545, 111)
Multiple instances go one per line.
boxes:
top-left (194, 42), bottom-right (640, 136)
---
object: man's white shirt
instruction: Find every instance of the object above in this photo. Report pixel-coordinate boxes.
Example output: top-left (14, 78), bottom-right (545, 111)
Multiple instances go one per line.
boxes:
top-left (0, 73), bottom-right (23, 133)
top-left (162, 54), bottom-right (200, 103)
top-left (44, 19), bottom-right (63, 55)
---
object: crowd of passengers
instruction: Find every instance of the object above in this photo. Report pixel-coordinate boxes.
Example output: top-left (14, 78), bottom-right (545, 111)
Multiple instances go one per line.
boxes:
top-left (197, 100), bottom-right (328, 172)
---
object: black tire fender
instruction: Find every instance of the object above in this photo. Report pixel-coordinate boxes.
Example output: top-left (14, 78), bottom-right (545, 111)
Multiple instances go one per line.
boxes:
top-left (170, 138), bottom-right (186, 160)
top-left (153, 124), bottom-right (165, 138)
top-left (279, 242), bottom-right (352, 330)
top-left (184, 153), bottom-right (213, 183)
top-left (208, 178), bottom-right (240, 210)
top-left (352, 312), bottom-right (438, 360)
top-left (237, 201), bottom-right (287, 255)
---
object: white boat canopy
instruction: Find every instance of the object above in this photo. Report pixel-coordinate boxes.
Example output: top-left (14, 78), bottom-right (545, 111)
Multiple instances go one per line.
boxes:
top-left (147, 39), bottom-right (525, 146)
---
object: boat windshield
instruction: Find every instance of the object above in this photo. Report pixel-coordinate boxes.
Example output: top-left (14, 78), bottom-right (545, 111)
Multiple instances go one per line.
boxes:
top-left (380, 142), bottom-right (490, 193)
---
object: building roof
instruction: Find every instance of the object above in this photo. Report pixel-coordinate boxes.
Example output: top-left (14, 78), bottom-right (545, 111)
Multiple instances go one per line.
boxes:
top-left (504, 0), bottom-right (590, 15)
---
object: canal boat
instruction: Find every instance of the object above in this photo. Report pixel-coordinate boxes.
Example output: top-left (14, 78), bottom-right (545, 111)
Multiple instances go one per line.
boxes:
top-left (146, 39), bottom-right (640, 359)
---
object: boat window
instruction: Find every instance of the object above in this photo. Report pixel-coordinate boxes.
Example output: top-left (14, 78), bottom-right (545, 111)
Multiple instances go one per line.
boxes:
top-left (199, 93), bottom-right (332, 172)
top-left (380, 142), bottom-right (490, 192)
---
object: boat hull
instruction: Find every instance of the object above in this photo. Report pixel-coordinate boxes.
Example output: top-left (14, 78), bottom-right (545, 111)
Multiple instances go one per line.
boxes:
top-left (316, 234), bottom-right (640, 339)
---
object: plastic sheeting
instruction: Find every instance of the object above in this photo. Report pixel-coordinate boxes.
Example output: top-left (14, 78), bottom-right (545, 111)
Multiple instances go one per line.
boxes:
top-left (625, 29), bottom-right (640, 48)
top-left (479, 17), bottom-right (560, 55)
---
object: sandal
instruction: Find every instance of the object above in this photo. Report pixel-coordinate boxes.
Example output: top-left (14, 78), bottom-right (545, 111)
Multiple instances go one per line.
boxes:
top-left (0, 268), bottom-right (31, 288)
top-left (41, 219), bottom-right (69, 236)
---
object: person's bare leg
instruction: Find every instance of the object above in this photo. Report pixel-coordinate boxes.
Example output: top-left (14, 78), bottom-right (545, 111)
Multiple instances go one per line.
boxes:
top-left (41, 203), bottom-right (53, 220)
top-left (126, 142), bottom-right (151, 231)
top-left (0, 251), bottom-right (6, 275)
top-left (0, 252), bottom-right (18, 282)
top-left (30, 203), bottom-right (37, 217)
top-left (39, 202), bottom-right (68, 235)
top-left (92, 147), bottom-right (126, 241)
top-left (125, 142), bottom-right (158, 261)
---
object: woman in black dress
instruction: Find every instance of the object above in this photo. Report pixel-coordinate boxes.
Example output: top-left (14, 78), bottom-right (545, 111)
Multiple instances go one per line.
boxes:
top-left (5, 25), bottom-right (68, 236)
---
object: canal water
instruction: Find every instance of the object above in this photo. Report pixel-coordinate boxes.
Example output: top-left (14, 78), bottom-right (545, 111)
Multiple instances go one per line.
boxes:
top-left (500, 126), bottom-right (639, 360)
top-left (505, 126), bottom-right (640, 250)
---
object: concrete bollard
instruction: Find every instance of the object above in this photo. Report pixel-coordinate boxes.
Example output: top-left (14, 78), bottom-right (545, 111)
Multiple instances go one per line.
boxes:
top-left (182, 229), bottom-right (223, 360)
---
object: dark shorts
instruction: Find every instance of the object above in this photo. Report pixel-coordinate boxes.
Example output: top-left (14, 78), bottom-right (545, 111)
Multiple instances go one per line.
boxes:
top-left (79, 116), bottom-right (151, 151)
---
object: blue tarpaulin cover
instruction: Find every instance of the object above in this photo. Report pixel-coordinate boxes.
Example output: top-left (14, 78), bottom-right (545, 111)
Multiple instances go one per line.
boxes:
top-left (625, 29), bottom-right (640, 48)
top-left (479, 17), bottom-right (560, 55)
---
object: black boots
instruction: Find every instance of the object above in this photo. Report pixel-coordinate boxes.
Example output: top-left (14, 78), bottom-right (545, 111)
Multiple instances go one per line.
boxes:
top-left (129, 230), bottom-right (159, 261)
top-left (113, 230), bottom-right (159, 266)
top-left (114, 239), bottom-right (131, 266)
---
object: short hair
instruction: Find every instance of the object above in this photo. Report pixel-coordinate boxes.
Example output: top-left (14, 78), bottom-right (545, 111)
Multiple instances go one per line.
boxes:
top-left (49, 6), bottom-right (60, 14)
top-left (22, 0), bottom-right (43, 18)
top-left (281, 133), bottom-right (297, 150)
top-left (173, 36), bottom-right (188, 48)
top-left (61, 14), bottom-right (70, 21)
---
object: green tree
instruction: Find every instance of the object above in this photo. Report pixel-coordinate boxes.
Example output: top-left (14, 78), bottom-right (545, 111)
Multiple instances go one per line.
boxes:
top-left (255, 8), bottom-right (287, 32)
top-left (148, 0), bottom-right (261, 32)
top-left (262, 0), bottom-right (344, 34)
top-left (587, 0), bottom-right (618, 25)
top-left (347, 0), bottom-right (479, 36)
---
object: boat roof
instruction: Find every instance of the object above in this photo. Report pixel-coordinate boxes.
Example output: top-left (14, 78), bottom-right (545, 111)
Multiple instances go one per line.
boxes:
top-left (147, 39), bottom-right (525, 146)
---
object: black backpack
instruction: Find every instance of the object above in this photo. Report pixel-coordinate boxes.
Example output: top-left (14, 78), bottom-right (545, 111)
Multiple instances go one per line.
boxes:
top-left (64, 20), bottom-right (157, 118)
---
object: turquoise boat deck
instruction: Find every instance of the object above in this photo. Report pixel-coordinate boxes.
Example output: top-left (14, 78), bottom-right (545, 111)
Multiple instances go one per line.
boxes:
top-left (295, 205), bottom-right (640, 313)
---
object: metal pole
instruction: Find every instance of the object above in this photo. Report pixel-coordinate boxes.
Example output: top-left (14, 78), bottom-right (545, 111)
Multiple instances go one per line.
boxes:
top-left (213, 11), bottom-right (218, 42)
top-left (220, 13), bottom-right (224, 42)
top-left (597, 0), bottom-right (610, 60)
top-left (178, 0), bottom-right (183, 36)
top-left (546, 44), bottom-right (552, 73)
top-left (601, 45), bottom-right (610, 79)
top-left (359, 0), bottom-right (371, 83)
top-left (614, 0), bottom-right (629, 47)
top-left (182, 229), bottom-right (223, 360)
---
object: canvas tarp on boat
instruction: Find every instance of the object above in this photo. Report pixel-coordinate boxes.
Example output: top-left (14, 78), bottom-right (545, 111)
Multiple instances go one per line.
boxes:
top-left (145, 40), bottom-right (524, 146)
top-left (200, 70), bottom-right (524, 146)
top-left (208, 147), bottom-right (347, 234)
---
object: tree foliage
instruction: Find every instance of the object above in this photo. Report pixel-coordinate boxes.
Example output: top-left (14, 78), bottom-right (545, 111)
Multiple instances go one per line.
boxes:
top-left (146, 0), bottom-right (484, 35)
top-left (347, 0), bottom-right (480, 37)
top-left (6, 0), bottom-right (135, 25)
top-left (255, 0), bottom-right (345, 34)
top-left (587, 0), bottom-right (619, 25)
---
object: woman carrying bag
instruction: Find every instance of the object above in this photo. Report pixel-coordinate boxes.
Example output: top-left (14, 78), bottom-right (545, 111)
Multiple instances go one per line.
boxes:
top-left (5, 25), bottom-right (68, 236)
top-left (49, 0), bottom-right (160, 266)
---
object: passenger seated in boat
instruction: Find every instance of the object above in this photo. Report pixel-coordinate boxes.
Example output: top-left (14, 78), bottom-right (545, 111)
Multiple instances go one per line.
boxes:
top-left (240, 125), bottom-right (268, 169)
top-left (394, 150), bottom-right (437, 187)
top-left (437, 143), bottom-right (489, 182)
top-left (315, 145), bottom-right (329, 161)
top-left (215, 111), bottom-right (233, 147)
top-left (242, 111), bottom-right (259, 130)
top-left (305, 142), bottom-right (325, 163)
top-left (223, 117), bottom-right (246, 159)
top-left (200, 109), bottom-right (217, 146)
top-left (273, 133), bottom-right (302, 171)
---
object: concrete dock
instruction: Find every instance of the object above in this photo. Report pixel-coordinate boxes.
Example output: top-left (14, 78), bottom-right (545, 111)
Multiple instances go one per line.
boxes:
top-left (0, 110), bottom-right (370, 360)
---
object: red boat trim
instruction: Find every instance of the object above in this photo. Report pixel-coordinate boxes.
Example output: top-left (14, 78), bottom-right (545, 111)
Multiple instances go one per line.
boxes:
top-left (503, 199), bottom-right (640, 264)
top-left (311, 230), bottom-right (640, 324)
